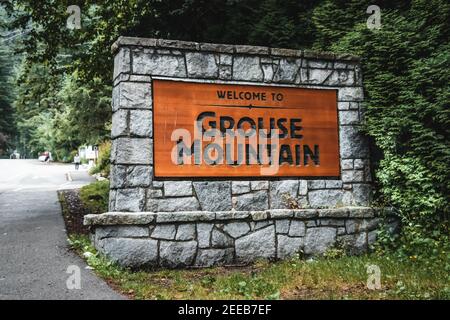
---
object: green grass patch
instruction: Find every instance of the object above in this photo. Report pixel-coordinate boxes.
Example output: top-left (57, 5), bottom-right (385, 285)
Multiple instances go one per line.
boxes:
top-left (68, 234), bottom-right (450, 300)
top-left (79, 180), bottom-right (109, 214)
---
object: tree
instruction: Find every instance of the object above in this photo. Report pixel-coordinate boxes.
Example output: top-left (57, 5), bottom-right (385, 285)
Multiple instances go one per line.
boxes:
top-left (0, 8), bottom-right (16, 156)
top-left (0, 48), bottom-right (15, 155)
top-left (3, 0), bottom-right (449, 257)
top-left (57, 71), bottom-right (111, 147)
top-left (5, 0), bottom-right (319, 82)
top-left (13, 62), bottom-right (58, 158)
top-left (249, 0), bottom-right (316, 48)
top-left (13, 60), bottom-right (111, 160)
top-left (317, 0), bottom-right (450, 259)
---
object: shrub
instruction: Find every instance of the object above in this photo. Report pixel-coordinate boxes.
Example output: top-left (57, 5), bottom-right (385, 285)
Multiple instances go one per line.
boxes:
top-left (90, 140), bottom-right (111, 178)
top-left (69, 149), bottom-right (78, 162)
top-left (316, 1), bottom-right (450, 262)
top-left (80, 180), bottom-right (110, 214)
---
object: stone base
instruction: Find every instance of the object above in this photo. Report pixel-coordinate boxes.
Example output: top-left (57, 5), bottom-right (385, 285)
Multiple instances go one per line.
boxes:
top-left (84, 207), bottom-right (394, 268)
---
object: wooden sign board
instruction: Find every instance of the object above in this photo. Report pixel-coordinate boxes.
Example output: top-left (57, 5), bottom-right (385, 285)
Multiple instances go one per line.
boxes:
top-left (153, 80), bottom-right (339, 177)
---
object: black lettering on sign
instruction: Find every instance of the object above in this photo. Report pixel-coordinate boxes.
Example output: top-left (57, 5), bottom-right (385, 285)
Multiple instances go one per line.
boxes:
top-left (277, 118), bottom-right (288, 138)
top-left (154, 80), bottom-right (339, 177)
top-left (304, 145), bottom-right (320, 166)
top-left (279, 144), bottom-right (293, 165)
top-left (196, 111), bottom-right (216, 133)
top-left (290, 119), bottom-right (303, 139)
top-left (176, 139), bottom-right (202, 165)
top-left (220, 116), bottom-right (235, 134)
top-left (217, 90), bottom-right (268, 101)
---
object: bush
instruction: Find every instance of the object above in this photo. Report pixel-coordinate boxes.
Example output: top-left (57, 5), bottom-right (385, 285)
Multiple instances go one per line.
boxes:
top-left (80, 180), bottom-right (110, 214)
top-left (69, 149), bottom-right (78, 162)
top-left (90, 140), bottom-right (111, 178)
top-left (316, 1), bottom-right (450, 262)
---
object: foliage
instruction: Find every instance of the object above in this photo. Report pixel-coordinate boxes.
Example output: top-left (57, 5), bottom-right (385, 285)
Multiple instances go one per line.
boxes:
top-left (79, 180), bottom-right (110, 214)
top-left (13, 63), bottom-right (59, 158)
top-left (58, 72), bottom-right (112, 145)
top-left (0, 63), bottom-right (15, 155)
top-left (314, 0), bottom-right (450, 261)
top-left (68, 234), bottom-right (449, 300)
top-left (3, 0), bottom-right (449, 260)
top-left (0, 8), bottom-right (16, 155)
top-left (12, 62), bottom-right (110, 159)
top-left (90, 140), bottom-right (111, 177)
top-left (4, 0), bottom-right (322, 82)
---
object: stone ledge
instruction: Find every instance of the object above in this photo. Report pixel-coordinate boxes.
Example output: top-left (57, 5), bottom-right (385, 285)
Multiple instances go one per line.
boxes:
top-left (111, 36), bottom-right (361, 62)
top-left (84, 212), bottom-right (155, 225)
top-left (84, 207), bottom-right (389, 226)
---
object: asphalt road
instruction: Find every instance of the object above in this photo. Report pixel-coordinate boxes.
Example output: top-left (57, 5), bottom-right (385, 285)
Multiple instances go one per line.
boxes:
top-left (0, 159), bottom-right (124, 300)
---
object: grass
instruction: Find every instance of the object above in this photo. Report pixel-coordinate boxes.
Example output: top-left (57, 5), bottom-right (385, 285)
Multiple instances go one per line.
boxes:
top-left (68, 234), bottom-right (450, 300)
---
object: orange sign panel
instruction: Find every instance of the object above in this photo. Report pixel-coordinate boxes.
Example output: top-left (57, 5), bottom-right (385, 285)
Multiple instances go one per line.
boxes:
top-left (153, 80), bottom-right (339, 177)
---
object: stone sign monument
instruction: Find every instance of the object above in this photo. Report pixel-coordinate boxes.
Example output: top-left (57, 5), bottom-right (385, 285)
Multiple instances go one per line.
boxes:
top-left (84, 36), bottom-right (387, 268)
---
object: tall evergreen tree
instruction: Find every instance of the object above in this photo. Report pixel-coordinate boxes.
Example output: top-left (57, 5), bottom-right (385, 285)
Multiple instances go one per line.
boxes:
top-left (0, 8), bottom-right (16, 156)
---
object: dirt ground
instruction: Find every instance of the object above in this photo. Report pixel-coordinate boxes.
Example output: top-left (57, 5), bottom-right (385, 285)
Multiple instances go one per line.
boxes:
top-left (58, 189), bottom-right (91, 235)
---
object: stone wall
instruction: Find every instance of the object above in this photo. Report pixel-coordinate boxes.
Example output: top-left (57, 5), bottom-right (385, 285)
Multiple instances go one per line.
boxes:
top-left (108, 37), bottom-right (371, 214)
top-left (84, 37), bottom-right (380, 268)
top-left (85, 208), bottom-right (395, 268)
